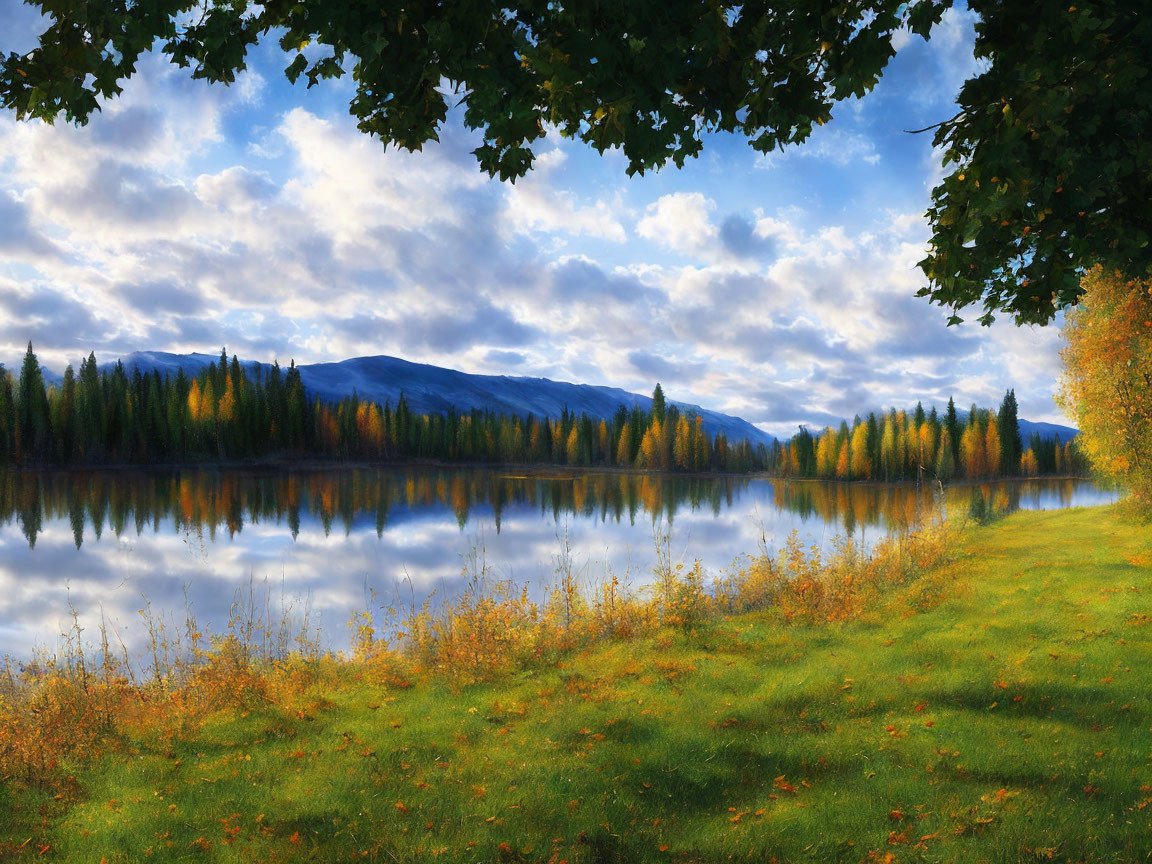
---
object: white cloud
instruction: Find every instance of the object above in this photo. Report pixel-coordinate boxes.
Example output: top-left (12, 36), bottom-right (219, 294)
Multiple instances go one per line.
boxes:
top-left (755, 127), bottom-right (881, 170)
top-left (504, 147), bottom-right (628, 242)
top-left (637, 192), bottom-right (718, 255)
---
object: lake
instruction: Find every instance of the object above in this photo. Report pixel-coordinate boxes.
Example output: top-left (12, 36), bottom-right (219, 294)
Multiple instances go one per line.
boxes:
top-left (0, 467), bottom-right (1117, 659)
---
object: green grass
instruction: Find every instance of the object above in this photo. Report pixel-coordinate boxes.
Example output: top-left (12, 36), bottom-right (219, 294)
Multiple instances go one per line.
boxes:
top-left (5, 505), bottom-right (1152, 862)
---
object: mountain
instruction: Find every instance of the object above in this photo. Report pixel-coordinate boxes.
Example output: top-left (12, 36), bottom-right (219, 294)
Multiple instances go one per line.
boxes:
top-left (949, 407), bottom-right (1077, 444)
top-left (81, 350), bottom-right (1077, 447)
top-left (1016, 419), bottom-right (1078, 445)
top-left (112, 351), bottom-right (777, 447)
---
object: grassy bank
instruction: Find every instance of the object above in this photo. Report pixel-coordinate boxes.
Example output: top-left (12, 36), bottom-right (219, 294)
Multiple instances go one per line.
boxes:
top-left (2, 506), bottom-right (1150, 862)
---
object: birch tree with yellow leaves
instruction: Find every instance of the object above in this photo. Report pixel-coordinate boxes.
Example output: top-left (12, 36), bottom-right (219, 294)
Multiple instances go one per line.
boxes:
top-left (1058, 269), bottom-right (1152, 510)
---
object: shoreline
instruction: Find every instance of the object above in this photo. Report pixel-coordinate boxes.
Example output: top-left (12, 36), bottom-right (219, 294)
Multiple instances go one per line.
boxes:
top-left (0, 457), bottom-right (1092, 486)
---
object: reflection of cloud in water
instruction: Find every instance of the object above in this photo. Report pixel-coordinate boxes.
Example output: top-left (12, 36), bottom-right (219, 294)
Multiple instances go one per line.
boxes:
top-left (0, 468), bottom-right (1116, 658)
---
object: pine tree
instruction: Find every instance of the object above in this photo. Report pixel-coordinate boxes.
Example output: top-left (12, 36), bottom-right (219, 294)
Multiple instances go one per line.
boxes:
top-left (997, 389), bottom-right (1022, 476)
top-left (0, 366), bottom-right (14, 462)
top-left (16, 342), bottom-right (51, 459)
top-left (945, 397), bottom-right (960, 467)
top-left (77, 352), bottom-right (104, 459)
top-left (57, 365), bottom-right (78, 461)
top-left (651, 383), bottom-right (666, 425)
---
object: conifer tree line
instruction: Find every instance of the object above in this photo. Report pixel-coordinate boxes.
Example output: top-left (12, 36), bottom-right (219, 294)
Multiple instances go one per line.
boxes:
top-left (774, 393), bottom-right (1087, 482)
top-left (0, 344), bottom-right (1087, 480)
top-left (0, 345), bottom-right (769, 472)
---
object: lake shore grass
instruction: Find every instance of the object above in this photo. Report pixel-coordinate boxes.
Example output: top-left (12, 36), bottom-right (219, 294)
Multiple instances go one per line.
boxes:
top-left (2, 505), bottom-right (1150, 862)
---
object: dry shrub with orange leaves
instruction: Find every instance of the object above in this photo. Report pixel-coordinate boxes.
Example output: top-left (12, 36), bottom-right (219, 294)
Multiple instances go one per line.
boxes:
top-left (0, 584), bottom-right (330, 799)
top-left (715, 515), bottom-right (954, 623)
top-left (354, 514), bottom-right (956, 683)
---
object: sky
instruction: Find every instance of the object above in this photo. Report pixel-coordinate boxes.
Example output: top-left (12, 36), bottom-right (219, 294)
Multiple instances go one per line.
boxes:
top-left (0, 5), bottom-right (1071, 438)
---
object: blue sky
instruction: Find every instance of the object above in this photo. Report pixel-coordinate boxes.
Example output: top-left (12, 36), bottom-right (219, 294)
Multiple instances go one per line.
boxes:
top-left (0, 4), bottom-right (1069, 437)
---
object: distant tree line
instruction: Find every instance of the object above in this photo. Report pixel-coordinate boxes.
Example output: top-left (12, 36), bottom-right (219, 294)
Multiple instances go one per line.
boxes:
top-left (0, 345), bottom-right (768, 473)
top-left (774, 392), bottom-right (1087, 482)
top-left (0, 344), bottom-right (1086, 481)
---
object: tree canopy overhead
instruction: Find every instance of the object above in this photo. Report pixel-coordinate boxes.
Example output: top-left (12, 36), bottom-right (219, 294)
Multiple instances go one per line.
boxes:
top-left (1, 0), bottom-right (1149, 325)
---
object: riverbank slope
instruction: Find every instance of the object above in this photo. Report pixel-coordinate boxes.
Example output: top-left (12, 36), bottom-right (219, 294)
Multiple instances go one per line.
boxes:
top-left (2, 505), bottom-right (1150, 862)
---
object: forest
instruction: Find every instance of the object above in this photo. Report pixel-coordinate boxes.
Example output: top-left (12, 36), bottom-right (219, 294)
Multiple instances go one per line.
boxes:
top-left (776, 393), bottom-right (1086, 482)
top-left (0, 344), bottom-right (1082, 481)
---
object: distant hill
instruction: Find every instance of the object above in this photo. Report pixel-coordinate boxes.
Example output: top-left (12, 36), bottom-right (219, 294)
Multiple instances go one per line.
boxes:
top-left (111, 351), bottom-right (777, 448)
top-left (1016, 419), bottom-right (1078, 445)
top-left (953, 409), bottom-right (1077, 445)
top-left (39, 349), bottom-right (1076, 448)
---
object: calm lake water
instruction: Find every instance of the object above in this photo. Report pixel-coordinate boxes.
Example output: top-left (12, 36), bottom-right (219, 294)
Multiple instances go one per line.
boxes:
top-left (0, 467), bottom-right (1117, 658)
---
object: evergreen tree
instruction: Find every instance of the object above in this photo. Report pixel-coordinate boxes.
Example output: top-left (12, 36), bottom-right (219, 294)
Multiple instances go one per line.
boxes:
top-left (57, 365), bottom-right (78, 461)
top-left (16, 342), bottom-right (51, 458)
top-left (651, 383), bottom-right (666, 426)
top-left (997, 389), bottom-right (1023, 476)
top-left (77, 352), bottom-right (105, 459)
top-left (0, 365), bottom-right (14, 461)
top-left (944, 397), bottom-right (960, 468)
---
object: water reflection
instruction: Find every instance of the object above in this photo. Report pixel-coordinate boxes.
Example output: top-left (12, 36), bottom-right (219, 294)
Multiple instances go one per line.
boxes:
top-left (0, 468), bottom-right (1116, 657)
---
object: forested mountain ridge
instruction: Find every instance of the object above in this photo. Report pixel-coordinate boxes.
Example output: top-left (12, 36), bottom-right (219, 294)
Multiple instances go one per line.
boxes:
top-left (109, 351), bottom-right (776, 447)
top-left (6, 347), bottom-right (1079, 476)
top-left (108, 352), bottom-right (1077, 446)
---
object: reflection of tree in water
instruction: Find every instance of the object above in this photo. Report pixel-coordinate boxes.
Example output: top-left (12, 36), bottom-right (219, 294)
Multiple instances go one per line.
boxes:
top-left (767, 478), bottom-right (1098, 534)
top-left (0, 468), bottom-right (1108, 549)
top-left (952, 478), bottom-right (1083, 517)
top-left (17, 478), bottom-right (42, 549)
top-left (768, 481), bottom-right (935, 532)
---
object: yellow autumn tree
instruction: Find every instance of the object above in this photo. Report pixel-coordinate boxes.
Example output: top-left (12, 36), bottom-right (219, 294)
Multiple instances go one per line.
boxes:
top-left (566, 424), bottom-right (581, 465)
top-left (849, 422), bottom-right (871, 480)
top-left (961, 423), bottom-right (985, 478)
top-left (672, 415), bottom-right (692, 470)
top-left (217, 375), bottom-right (237, 423)
top-left (615, 424), bottom-right (632, 467)
top-left (187, 379), bottom-right (202, 421)
top-left (815, 426), bottom-right (836, 479)
top-left (1021, 449), bottom-right (1040, 476)
top-left (1058, 268), bottom-right (1152, 510)
top-left (880, 414), bottom-right (898, 480)
top-left (834, 439), bottom-right (850, 479)
top-left (917, 422), bottom-right (936, 477)
top-left (984, 417), bottom-right (1001, 478)
top-left (199, 379), bottom-right (216, 424)
top-left (639, 419), bottom-right (663, 469)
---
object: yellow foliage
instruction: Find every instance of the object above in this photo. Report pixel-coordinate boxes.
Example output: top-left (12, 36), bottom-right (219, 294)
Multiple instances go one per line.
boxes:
top-left (1058, 268), bottom-right (1152, 509)
top-left (217, 375), bottom-right (237, 423)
